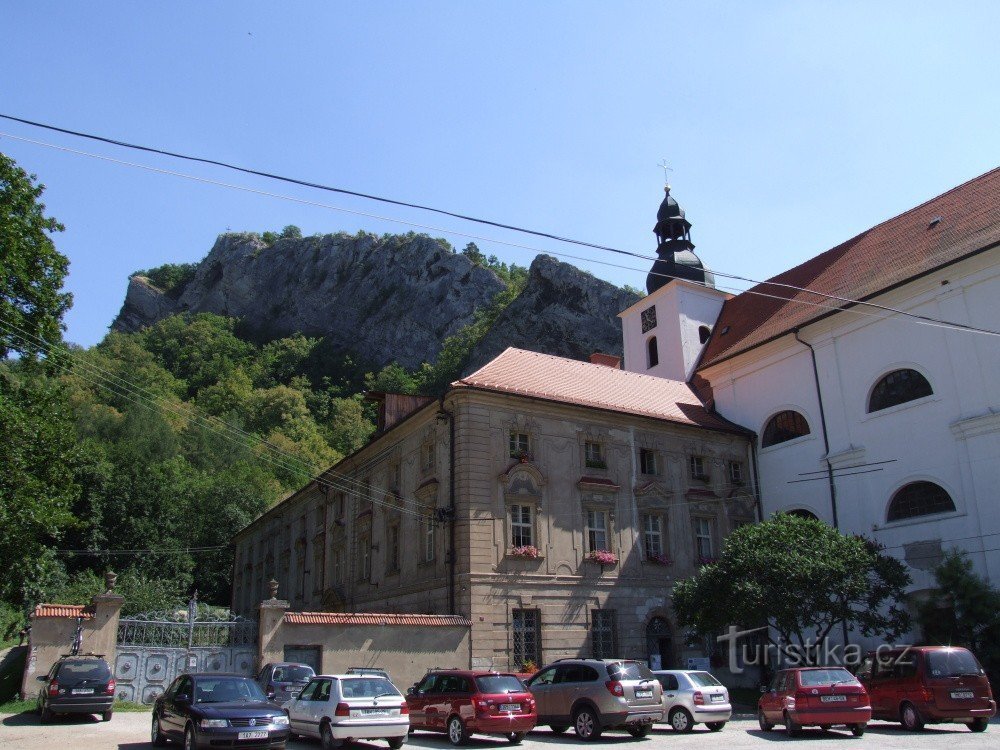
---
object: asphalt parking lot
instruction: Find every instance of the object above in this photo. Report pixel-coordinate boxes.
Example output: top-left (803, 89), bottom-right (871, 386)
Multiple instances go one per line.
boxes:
top-left (0, 711), bottom-right (995, 750)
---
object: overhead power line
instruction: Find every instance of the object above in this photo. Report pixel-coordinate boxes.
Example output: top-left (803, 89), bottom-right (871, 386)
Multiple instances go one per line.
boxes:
top-left (1, 117), bottom-right (998, 338)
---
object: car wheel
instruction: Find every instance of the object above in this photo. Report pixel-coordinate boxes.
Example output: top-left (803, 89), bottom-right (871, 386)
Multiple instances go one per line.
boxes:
top-left (669, 707), bottom-right (693, 733)
top-left (508, 732), bottom-right (526, 744)
top-left (322, 721), bottom-right (344, 749)
top-left (39, 705), bottom-right (53, 724)
top-left (851, 723), bottom-right (866, 737)
top-left (784, 711), bottom-right (801, 737)
top-left (102, 710), bottom-right (113, 722)
top-left (626, 724), bottom-right (652, 738)
top-left (549, 725), bottom-right (569, 734)
top-left (901, 702), bottom-right (925, 731)
top-left (970, 718), bottom-right (988, 733)
top-left (151, 715), bottom-right (168, 747)
top-left (757, 709), bottom-right (773, 732)
top-left (706, 721), bottom-right (725, 731)
top-left (447, 715), bottom-right (470, 746)
top-left (573, 706), bottom-right (602, 741)
top-left (388, 736), bottom-right (405, 749)
top-left (184, 724), bottom-right (197, 750)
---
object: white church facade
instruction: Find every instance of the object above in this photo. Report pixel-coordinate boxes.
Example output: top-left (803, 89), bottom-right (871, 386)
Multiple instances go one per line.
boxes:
top-left (620, 168), bottom-right (1000, 599)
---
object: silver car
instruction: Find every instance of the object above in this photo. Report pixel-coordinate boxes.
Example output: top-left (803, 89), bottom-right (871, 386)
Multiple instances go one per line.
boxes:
top-left (653, 670), bottom-right (731, 732)
top-left (527, 659), bottom-right (663, 740)
top-left (285, 674), bottom-right (409, 749)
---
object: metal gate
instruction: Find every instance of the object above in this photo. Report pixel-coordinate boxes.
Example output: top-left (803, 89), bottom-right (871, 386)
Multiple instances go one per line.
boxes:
top-left (115, 598), bottom-right (257, 704)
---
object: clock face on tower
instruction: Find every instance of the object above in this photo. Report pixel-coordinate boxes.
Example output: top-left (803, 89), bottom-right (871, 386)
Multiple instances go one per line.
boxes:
top-left (641, 305), bottom-right (657, 333)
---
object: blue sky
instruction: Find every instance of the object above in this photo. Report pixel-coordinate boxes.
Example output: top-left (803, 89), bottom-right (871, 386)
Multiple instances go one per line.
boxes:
top-left (3, 2), bottom-right (999, 348)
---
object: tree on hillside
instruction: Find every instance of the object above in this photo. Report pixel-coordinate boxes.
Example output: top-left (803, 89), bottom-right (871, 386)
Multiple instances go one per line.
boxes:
top-left (672, 513), bottom-right (911, 660)
top-left (0, 152), bottom-right (71, 360)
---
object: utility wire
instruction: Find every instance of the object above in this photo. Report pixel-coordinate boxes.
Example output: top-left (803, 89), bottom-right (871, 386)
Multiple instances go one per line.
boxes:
top-left (2, 122), bottom-right (998, 338)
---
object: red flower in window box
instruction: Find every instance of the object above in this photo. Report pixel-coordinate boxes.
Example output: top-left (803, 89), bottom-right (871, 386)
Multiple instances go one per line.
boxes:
top-left (649, 553), bottom-right (673, 566)
top-left (509, 545), bottom-right (540, 559)
top-left (587, 549), bottom-right (618, 565)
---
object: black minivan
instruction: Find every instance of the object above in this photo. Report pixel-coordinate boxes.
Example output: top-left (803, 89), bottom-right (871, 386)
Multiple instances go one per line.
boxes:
top-left (36, 654), bottom-right (116, 722)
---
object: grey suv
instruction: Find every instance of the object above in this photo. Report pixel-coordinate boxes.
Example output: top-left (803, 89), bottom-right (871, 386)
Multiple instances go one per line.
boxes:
top-left (526, 659), bottom-right (663, 740)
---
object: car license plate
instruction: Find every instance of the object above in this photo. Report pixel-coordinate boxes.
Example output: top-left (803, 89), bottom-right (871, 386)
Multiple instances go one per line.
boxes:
top-left (500, 703), bottom-right (521, 712)
top-left (821, 695), bottom-right (847, 703)
top-left (71, 688), bottom-right (94, 695)
top-left (710, 694), bottom-right (725, 703)
top-left (238, 730), bottom-right (269, 740)
top-left (362, 709), bottom-right (390, 716)
top-left (634, 689), bottom-right (653, 698)
top-left (951, 691), bottom-right (974, 700)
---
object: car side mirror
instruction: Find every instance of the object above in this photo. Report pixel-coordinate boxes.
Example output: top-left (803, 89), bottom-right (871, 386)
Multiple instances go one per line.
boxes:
top-left (406, 687), bottom-right (415, 695)
top-left (175, 693), bottom-right (191, 704)
top-left (37, 675), bottom-right (48, 682)
top-left (267, 689), bottom-right (276, 699)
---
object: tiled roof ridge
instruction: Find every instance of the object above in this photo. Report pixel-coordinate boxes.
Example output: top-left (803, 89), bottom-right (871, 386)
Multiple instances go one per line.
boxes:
top-left (284, 611), bottom-right (471, 626)
top-left (34, 603), bottom-right (93, 619)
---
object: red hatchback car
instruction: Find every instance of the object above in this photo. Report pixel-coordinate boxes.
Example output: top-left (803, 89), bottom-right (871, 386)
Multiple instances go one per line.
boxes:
top-left (759, 666), bottom-right (871, 737)
top-left (406, 670), bottom-right (537, 745)
top-left (856, 646), bottom-right (995, 732)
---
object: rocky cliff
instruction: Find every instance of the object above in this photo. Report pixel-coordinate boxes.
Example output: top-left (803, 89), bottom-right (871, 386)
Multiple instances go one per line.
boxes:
top-left (113, 232), bottom-right (639, 373)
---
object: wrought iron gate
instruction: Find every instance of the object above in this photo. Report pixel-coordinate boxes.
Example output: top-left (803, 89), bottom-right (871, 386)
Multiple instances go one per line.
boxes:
top-left (115, 598), bottom-right (257, 704)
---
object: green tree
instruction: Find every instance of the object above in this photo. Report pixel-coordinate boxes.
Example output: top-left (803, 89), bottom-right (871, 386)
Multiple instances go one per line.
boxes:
top-left (672, 513), bottom-right (911, 657)
top-left (0, 152), bottom-right (71, 360)
top-left (916, 550), bottom-right (1000, 690)
top-left (133, 262), bottom-right (198, 298)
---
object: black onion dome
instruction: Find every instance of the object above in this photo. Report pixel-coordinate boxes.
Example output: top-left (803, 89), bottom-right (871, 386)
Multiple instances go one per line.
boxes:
top-left (646, 185), bottom-right (714, 294)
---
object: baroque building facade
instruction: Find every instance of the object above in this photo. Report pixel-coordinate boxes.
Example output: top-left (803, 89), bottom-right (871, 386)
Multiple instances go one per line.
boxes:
top-left (232, 348), bottom-right (754, 671)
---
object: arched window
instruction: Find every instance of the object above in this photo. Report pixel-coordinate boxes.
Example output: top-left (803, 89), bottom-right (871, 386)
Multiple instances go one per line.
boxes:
top-left (698, 325), bottom-right (711, 344)
top-left (647, 336), bottom-right (659, 368)
top-left (868, 368), bottom-right (932, 412)
top-left (787, 508), bottom-right (819, 521)
top-left (887, 481), bottom-right (955, 522)
top-left (761, 410), bottom-right (810, 448)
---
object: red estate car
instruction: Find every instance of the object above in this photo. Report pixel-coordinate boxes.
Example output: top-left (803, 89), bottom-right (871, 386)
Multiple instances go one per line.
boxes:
top-left (758, 666), bottom-right (871, 737)
top-left (406, 670), bottom-right (537, 745)
top-left (856, 646), bottom-right (995, 732)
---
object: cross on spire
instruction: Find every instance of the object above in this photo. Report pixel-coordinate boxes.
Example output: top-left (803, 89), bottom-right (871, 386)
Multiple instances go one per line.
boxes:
top-left (658, 159), bottom-right (673, 187)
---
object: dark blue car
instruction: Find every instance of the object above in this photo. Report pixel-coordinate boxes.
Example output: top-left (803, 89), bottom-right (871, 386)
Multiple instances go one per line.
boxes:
top-left (152, 672), bottom-right (289, 749)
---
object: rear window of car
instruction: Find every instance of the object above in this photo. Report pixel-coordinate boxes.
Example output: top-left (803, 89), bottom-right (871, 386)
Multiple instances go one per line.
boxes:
top-left (607, 662), bottom-right (655, 681)
top-left (475, 675), bottom-right (525, 694)
top-left (196, 677), bottom-right (267, 703)
top-left (799, 668), bottom-right (856, 686)
top-left (272, 665), bottom-right (314, 682)
top-left (926, 649), bottom-right (983, 678)
top-left (687, 671), bottom-right (722, 687)
top-left (341, 677), bottom-right (400, 698)
top-left (58, 660), bottom-right (111, 681)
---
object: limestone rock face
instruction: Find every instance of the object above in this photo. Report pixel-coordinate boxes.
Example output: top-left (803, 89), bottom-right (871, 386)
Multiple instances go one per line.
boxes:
top-left (464, 255), bottom-right (640, 373)
top-left (113, 232), bottom-right (506, 369)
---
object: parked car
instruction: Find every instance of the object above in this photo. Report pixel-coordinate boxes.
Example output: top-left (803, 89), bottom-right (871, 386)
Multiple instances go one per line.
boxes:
top-left (758, 666), bottom-right (871, 737)
top-left (35, 653), bottom-right (115, 723)
top-left (258, 662), bottom-right (316, 703)
top-left (406, 669), bottom-right (535, 745)
top-left (653, 669), bottom-right (731, 732)
top-left (855, 646), bottom-right (996, 732)
top-left (286, 673), bottom-right (409, 749)
top-left (151, 672), bottom-right (290, 749)
top-left (526, 658), bottom-right (663, 740)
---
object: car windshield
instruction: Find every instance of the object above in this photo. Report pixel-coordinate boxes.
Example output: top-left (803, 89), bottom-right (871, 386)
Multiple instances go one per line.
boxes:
top-left (475, 675), bottom-right (525, 694)
top-left (926, 649), bottom-right (983, 678)
top-left (799, 668), bottom-right (857, 686)
top-left (195, 677), bottom-right (267, 703)
top-left (341, 677), bottom-right (399, 698)
top-left (272, 665), bottom-right (314, 683)
top-left (607, 662), bottom-right (655, 681)
top-left (687, 671), bottom-right (722, 687)
top-left (59, 661), bottom-right (110, 682)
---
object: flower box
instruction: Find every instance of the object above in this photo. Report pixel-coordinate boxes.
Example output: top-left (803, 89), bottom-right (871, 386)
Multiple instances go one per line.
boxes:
top-left (697, 555), bottom-right (719, 566)
top-left (648, 554), bottom-right (673, 566)
top-left (587, 549), bottom-right (618, 565)
top-left (509, 545), bottom-right (540, 559)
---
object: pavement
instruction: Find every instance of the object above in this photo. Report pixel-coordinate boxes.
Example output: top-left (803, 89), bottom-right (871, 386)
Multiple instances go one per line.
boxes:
top-left (0, 711), bottom-right (996, 750)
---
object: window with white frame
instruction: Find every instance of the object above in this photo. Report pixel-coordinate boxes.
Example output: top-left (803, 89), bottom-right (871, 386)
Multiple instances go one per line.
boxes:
top-left (728, 461), bottom-right (745, 485)
top-left (509, 431), bottom-right (530, 458)
top-left (642, 513), bottom-right (665, 559)
top-left (512, 608), bottom-right (542, 669)
top-left (421, 441), bottom-right (436, 472)
top-left (592, 609), bottom-right (618, 659)
top-left (689, 455), bottom-right (708, 481)
top-left (510, 504), bottom-right (534, 548)
top-left (585, 509), bottom-right (609, 552)
top-left (639, 448), bottom-right (659, 476)
top-left (585, 441), bottom-right (606, 469)
top-left (694, 518), bottom-right (715, 560)
top-left (422, 512), bottom-right (435, 562)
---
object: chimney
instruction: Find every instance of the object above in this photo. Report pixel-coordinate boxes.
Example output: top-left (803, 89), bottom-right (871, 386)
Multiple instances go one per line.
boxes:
top-left (589, 352), bottom-right (622, 369)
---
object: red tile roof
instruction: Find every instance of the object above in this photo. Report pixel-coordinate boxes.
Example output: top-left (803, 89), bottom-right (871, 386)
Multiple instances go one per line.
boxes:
top-left (284, 612), bottom-right (471, 627)
top-left (699, 167), bottom-right (1000, 370)
top-left (33, 604), bottom-right (93, 619)
top-left (453, 348), bottom-right (748, 434)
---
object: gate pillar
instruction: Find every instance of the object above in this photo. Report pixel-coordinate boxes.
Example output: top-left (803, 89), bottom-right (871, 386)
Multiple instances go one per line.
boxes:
top-left (258, 579), bottom-right (289, 672)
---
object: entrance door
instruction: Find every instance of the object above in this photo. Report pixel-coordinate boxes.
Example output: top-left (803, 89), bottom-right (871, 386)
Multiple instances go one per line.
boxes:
top-left (646, 617), bottom-right (673, 669)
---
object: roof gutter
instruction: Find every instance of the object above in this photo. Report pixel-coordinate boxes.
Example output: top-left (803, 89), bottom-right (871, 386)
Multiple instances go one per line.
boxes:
top-left (792, 329), bottom-right (839, 530)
